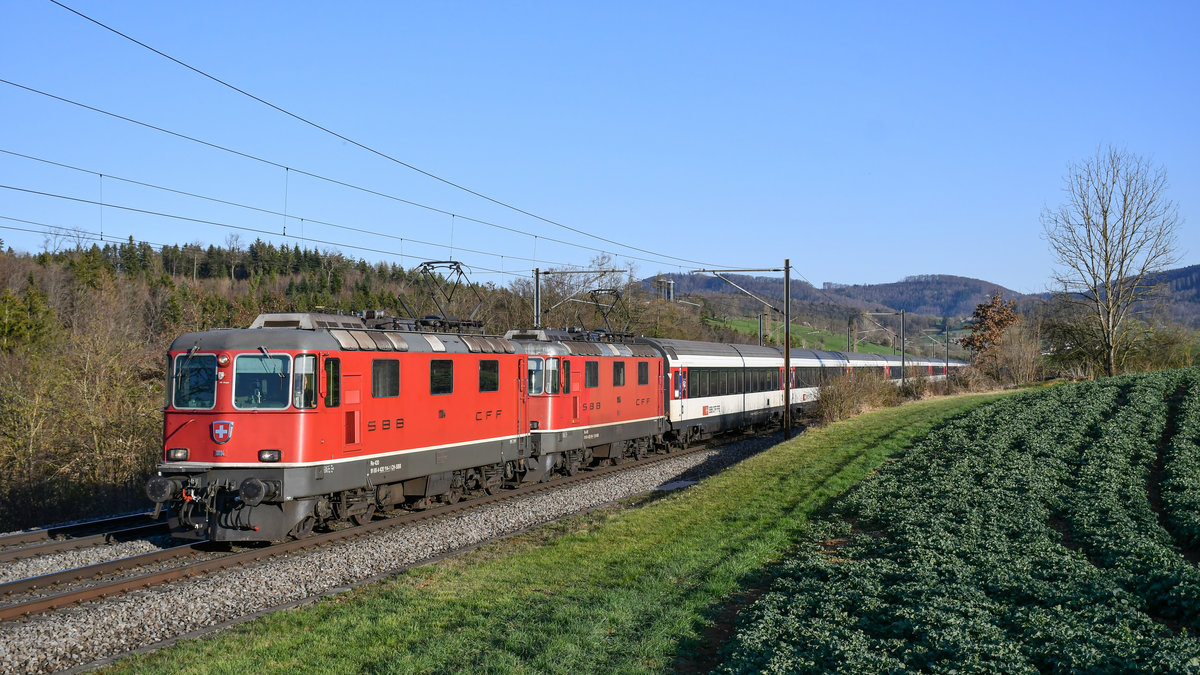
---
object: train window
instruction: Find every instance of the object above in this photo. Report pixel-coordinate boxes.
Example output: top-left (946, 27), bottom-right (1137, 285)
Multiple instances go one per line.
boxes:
top-left (698, 370), bottom-right (709, 398)
top-left (172, 353), bottom-right (216, 409)
top-left (673, 370), bottom-right (683, 399)
top-left (293, 355), bottom-right (318, 409)
top-left (324, 358), bottom-right (341, 407)
top-left (431, 359), bottom-right (454, 395)
top-left (527, 358), bottom-right (544, 395)
top-left (479, 360), bottom-right (499, 393)
top-left (613, 361), bottom-right (625, 387)
top-left (372, 359), bottom-right (400, 398)
top-left (562, 360), bottom-right (571, 394)
top-left (234, 354), bottom-right (291, 409)
top-left (638, 361), bottom-right (649, 386)
top-left (545, 358), bottom-right (560, 394)
top-left (585, 360), bottom-right (599, 388)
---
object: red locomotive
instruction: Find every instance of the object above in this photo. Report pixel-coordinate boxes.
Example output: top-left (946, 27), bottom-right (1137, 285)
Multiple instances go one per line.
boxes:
top-left (147, 311), bottom-right (963, 541)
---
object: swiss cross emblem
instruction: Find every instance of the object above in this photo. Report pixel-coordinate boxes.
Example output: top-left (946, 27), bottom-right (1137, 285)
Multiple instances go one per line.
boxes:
top-left (211, 420), bottom-right (234, 445)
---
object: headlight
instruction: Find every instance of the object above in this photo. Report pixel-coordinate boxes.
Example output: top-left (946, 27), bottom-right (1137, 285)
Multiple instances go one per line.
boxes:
top-left (166, 448), bottom-right (189, 461)
top-left (258, 449), bottom-right (282, 462)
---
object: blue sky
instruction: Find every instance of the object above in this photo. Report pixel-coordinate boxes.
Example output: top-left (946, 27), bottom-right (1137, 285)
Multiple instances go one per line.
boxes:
top-left (1, 1), bottom-right (1196, 295)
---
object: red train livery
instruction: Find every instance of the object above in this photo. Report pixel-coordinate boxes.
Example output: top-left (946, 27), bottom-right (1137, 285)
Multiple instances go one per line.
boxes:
top-left (147, 312), bottom-right (963, 541)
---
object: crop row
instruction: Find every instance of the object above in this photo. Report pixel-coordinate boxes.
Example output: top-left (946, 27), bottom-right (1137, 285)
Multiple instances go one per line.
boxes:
top-left (1164, 370), bottom-right (1200, 548)
top-left (717, 370), bottom-right (1200, 674)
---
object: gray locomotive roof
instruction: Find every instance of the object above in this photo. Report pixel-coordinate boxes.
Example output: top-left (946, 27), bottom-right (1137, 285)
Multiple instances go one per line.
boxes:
top-left (170, 329), bottom-right (342, 352)
top-left (169, 313), bottom-right (516, 355)
top-left (506, 329), bottom-right (661, 358)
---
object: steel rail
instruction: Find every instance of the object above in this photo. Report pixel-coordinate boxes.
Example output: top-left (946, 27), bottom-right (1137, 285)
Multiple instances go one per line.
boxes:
top-left (0, 522), bottom-right (170, 564)
top-left (0, 513), bottom-right (157, 550)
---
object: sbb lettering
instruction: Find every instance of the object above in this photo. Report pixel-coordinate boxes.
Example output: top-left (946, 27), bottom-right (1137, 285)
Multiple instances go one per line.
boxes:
top-left (367, 418), bottom-right (405, 432)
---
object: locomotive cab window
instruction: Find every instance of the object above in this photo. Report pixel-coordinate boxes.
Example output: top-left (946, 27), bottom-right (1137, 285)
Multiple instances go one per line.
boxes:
top-left (233, 354), bottom-right (291, 410)
top-left (479, 359), bottom-right (499, 393)
top-left (372, 359), bottom-right (400, 398)
top-left (324, 358), bottom-right (341, 407)
top-left (638, 361), bottom-right (649, 386)
top-left (293, 354), bottom-right (318, 409)
top-left (172, 353), bottom-right (217, 410)
top-left (527, 358), bottom-right (544, 395)
top-left (431, 359), bottom-right (454, 395)
top-left (529, 357), bottom-right (562, 395)
top-left (545, 358), bottom-right (560, 394)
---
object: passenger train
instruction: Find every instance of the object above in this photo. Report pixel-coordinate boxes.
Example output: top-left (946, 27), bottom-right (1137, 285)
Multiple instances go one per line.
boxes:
top-left (146, 311), bottom-right (964, 541)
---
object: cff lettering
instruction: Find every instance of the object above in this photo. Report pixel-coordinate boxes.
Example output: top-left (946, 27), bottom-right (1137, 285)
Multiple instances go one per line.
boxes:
top-left (475, 410), bottom-right (503, 421)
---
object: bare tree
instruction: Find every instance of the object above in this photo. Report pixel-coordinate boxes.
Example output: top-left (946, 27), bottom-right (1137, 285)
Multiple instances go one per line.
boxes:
top-left (1042, 146), bottom-right (1181, 377)
top-left (224, 233), bottom-right (242, 280)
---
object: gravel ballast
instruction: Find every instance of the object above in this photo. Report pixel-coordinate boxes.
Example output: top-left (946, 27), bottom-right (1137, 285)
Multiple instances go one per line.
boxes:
top-left (0, 435), bottom-right (779, 674)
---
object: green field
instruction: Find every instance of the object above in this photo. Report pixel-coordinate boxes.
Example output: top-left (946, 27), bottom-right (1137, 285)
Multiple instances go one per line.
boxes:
top-left (718, 369), bottom-right (1200, 673)
top-left (111, 393), bottom-right (1007, 674)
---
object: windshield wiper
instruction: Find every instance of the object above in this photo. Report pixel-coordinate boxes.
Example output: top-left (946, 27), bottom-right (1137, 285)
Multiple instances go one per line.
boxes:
top-left (259, 346), bottom-right (285, 379)
top-left (175, 343), bottom-right (200, 387)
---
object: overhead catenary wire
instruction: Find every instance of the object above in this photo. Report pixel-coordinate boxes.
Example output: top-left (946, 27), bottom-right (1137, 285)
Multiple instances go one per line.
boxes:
top-left (0, 215), bottom-right (178, 257)
top-left (45, 1), bottom-right (743, 271)
top-left (0, 78), bottom-right (715, 272)
top-left (0, 185), bottom-right (529, 278)
top-left (0, 149), bottom-right (575, 269)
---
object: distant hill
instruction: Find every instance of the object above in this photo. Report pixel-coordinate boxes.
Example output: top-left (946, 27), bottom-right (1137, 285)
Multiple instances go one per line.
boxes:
top-left (820, 274), bottom-right (1023, 317)
top-left (646, 272), bottom-right (1025, 321)
top-left (1153, 264), bottom-right (1200, 326)
top-left (645, 266), bottom-right (1200, 329)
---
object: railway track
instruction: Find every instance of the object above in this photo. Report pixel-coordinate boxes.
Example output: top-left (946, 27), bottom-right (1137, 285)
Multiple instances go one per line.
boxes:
top-left (0, 513), bottom-right (160, 553)
top-left (0, 440), bottom-right (719, 624)
top-left (0, 519), bottom-right (169, 565)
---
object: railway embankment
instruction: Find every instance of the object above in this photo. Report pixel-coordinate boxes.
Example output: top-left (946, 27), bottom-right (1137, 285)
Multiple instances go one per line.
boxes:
top-left (97, 392), bottom-right (1005, 674)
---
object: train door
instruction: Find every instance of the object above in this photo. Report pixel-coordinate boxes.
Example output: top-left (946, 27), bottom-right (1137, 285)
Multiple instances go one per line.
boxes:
top-left (657, 360), bottom-right (665, 417)
top-left (515, 357), bottom-right (529, 455)
top-left (342, 373), bottom-right (362, 453)
top-left (672, 367), bottom-right (686, 420)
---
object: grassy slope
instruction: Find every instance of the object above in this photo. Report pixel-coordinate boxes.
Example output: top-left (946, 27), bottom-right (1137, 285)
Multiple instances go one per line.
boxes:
top-left (111, 393), bottom-right (1008, 675)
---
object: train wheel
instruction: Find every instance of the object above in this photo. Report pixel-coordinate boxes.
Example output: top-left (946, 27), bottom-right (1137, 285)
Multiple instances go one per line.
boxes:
top-left (375, 484), bottom-right (396, 514)
top-left (289, 515), bottom-right (316, 540)
top-left (352, 504), bottom-right (376, 526)
top-left (483, 469), bottom-right (502, 495)
top-left (443, 488), bottom-right (462, 505)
